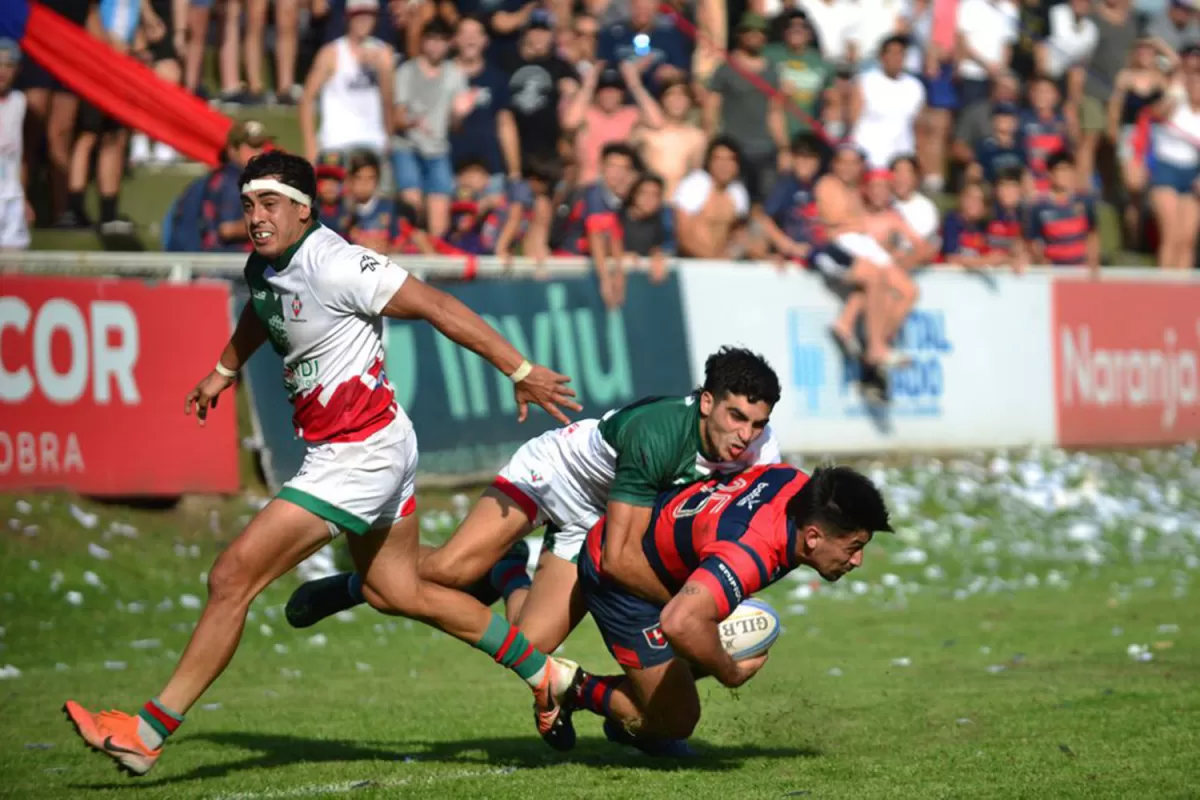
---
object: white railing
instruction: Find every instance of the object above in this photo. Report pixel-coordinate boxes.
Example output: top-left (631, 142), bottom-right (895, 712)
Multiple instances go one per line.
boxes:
top-left (1, 250), bottom-right (1197, 283)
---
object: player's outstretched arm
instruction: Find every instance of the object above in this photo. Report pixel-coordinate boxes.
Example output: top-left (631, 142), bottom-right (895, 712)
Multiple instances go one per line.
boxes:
top-left (381, 276), bottom-right (582, 424)
top-left (659, 582), bottom-right (768, 689)
top-left (185, 303), bottom-right (268, 425)
top-left (601, 501), bottom-right (671, 604)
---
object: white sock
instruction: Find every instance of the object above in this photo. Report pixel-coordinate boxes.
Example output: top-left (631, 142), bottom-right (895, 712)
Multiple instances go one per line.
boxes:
top-left (136, 716), bottom-right (164, 749)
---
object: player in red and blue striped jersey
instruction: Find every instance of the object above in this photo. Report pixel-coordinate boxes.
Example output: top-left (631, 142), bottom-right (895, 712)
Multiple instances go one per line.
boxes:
top-left (567, 463), bottom-right (891, 752)
top-left (985, 166), bottom-right (1029, 270)
top-left (1024, 152), bottom-right (1099, 274)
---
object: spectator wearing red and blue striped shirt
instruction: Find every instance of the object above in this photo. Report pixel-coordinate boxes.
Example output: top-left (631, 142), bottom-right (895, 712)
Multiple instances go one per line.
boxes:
top-left (1024, 152), bottom-right (1099, 274)
top-left (985, 166), bottom-right (1029, 271)
top-left (941, 182), bottom-right (1003, 268)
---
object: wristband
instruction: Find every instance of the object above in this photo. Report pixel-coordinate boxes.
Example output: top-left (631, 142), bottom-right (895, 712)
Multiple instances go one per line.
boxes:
top-left (508, 360), bottom-right (533, 384)
top-left (214, 361), bottom-right (238, 379)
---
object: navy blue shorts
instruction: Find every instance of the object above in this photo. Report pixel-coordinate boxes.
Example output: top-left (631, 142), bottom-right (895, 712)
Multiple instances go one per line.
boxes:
top-left (809, 241), bottom-right (855, 280)
top-left (578, 546), bottom-right (674, 670)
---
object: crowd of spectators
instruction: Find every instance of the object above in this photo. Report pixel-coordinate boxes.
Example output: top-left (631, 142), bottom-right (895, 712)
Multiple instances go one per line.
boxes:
top-left (3, 0), bottom-right (1200, 279)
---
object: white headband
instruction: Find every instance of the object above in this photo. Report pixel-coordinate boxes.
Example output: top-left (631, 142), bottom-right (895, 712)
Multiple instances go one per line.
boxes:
top-left (241, 179), bottom-right (312, 207)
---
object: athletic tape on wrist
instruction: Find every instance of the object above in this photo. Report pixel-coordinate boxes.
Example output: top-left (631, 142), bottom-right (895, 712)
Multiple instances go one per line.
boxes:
top-left (214, 361), bottom-right (238, 379)
top-left (241, 179), bottom-right (313, 207)
top-left (508, 360), bottom-right (533, 384)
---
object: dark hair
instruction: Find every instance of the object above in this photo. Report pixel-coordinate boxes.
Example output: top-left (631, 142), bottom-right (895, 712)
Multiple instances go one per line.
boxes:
top-left (879, 34), bottom-right (909, 56)
top-left (786, 466), bottom-right (893, 538)
top-left (995, 165), bottom-right (1024, 184)
top-left (702, 346), bottom-right (780, 407)
top-left (791, 131), bottom-right (824, 157)
top-left (1047, 151), bottom-right (1075, 171)
top-left (523, 152), bottom-right (563, 187)
top-left (601, 142), bottom-right (638, 166)
top-left (454, 156), bottom-right (490, 174)
top-left (888, 153), bottom-right (918, 174)
top-left (705, 135), bottom-right (743, 173)
top-left (423, 18), bottom-right (454, 39)
top-left (239, 151), bottom-right (317, 204)
top-left (347, 149), bottom-right (382, 176)
top-left (622, 173), bottom-right (664, 213)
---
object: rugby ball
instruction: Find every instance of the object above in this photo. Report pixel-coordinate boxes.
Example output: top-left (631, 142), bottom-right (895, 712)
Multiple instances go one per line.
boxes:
top-left (719, 598), bottom-right (781, 661)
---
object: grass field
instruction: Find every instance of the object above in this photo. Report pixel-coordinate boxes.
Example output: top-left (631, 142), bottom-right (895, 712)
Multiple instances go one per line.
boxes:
top-left (1, 447), bottom-right (1198, 799)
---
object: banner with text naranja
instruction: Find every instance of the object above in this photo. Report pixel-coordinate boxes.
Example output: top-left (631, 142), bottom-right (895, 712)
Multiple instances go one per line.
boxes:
top-left (242, 274), bottom-right (693, 490)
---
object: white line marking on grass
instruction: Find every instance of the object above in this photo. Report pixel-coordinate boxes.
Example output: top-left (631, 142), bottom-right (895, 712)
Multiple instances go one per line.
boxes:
top-left (209, 767), bottom-right (517, 799)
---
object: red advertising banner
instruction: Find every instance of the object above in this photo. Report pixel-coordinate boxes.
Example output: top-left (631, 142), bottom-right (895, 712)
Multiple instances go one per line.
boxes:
top-left (1054, 280), bottom-right (1200, 447)
top-left (0, 275), bottom-right (238, 495)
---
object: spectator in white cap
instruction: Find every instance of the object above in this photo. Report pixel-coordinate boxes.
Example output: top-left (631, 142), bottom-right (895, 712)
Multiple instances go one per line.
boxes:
top-left (301, 0), bottom-right (395, 168)
top-left (0, 39), bottom-right (30, 250)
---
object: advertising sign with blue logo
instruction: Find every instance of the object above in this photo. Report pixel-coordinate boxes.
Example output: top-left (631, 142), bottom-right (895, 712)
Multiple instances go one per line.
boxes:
top-left (678, 265), bottom-right (1056, 454)
top-left (239, 273), bottom-right (693, 488)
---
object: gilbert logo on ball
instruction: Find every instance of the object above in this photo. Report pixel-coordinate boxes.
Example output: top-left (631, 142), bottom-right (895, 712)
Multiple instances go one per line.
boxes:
top-left (720, 598), bottom-right (781, 661)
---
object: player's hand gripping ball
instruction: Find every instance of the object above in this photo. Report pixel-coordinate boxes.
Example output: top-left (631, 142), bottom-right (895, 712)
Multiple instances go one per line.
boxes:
top-left (720, 598), bottom-right (781, 661)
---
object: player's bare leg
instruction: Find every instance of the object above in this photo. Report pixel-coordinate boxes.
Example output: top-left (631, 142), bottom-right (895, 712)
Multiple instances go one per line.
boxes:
top-left (832, 259), bottom-right (891, 366)
top-left (345, 513), bottom-right (582, 750)
top-left (513, 551), bottom-right (589, 653)
top-left (64, 500), bottom-right (333, 775)
top-left (881, 267), bottom-right (919, 345)
top-left (286, 487), bottom-right (533, 628)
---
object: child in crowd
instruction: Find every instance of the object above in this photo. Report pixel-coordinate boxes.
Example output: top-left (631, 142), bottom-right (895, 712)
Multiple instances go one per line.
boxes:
top-left (445, 158), bottom-right (506, 254)
top-left (941, 181), bottom-right (1004, 268)
top-left (1025, 151), bottom-right (1099, 273)
top-left (969, 103), bottom-right (1026, 186)
top-left (986, 166), bottom-right (1028, 270)
top-left (314, 151), bottom-right (350, 238)
top-left (344, 150), bottom-right (395, 251)
top-left (620, 173), bottom-right (675, 282)
top-left (1021, 76), bottom-right (1071, 195)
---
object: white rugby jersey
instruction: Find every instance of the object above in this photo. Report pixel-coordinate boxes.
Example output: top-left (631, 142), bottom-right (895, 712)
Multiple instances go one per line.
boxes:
top-left (244, 223), bottom-right (411, 444)
top-left (0, 90), bottom-right (26, 200)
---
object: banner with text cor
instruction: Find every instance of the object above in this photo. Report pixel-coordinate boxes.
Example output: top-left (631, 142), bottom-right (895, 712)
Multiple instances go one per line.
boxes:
top-left (0, 275), bottom-right (238, 495)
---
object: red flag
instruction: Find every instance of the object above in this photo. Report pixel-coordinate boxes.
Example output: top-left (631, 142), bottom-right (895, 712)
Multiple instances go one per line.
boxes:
top-left (19, 3), bottom-right (232, 166)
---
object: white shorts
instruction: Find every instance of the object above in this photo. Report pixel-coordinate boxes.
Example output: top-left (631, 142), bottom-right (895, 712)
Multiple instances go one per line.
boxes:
top-left (834, 232), bottom-right (894, 267)
top-left (278, 418), bottom-right (418, 537)
top-left (493, 424), bottom-right (606, 564)
top-left (0, 197), bottom-right (30, 250)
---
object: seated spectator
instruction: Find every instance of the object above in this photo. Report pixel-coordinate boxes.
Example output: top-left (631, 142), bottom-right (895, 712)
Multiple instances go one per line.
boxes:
top-left (631, 75), bottom-right (707, 199)
top-left (620, 174), bottom-right (675, 282)
top-left (200, 121), bottom-right (273, 252)
top-left (1147, 0), bottom-right (1200, 54)
top-left (597, 0), bottom-right (690, 89)
top-left (445, 158), bottom-right (507, 254)
top-left (952, 70), bottom-right (1020, 182)
top-left (345, 150), bottom-right (396, 250)
top-left (552, 143), bottom-right (638, 307)
top-left (301, 0), bottom-right (395, 167)
top-left (393, 18), bottom-right (471, 237)
top-left (1025, 151), bottom-right (1099, 273)
top-left (968, 103), bottom-right (1026, 185)
top-left (315, 151), bottom-right (351, 238)
top-left (955, 0), bottom-right (1019, 107)
top-left (1110, 37), bottom-right (1174, 247)
top-left (765, 10), bottom-right (835, 142)
top-left (890, 155), bottom-right (941, 246)
top-left (1021, 76), bottom-right (1072, 194)
top-left (450, 16), bottom-right (520, 186)
top-left (760, 132), bottom-right (824, 263)
top-left (986, 166), bottom-right (1030, 269)
top-left (1149, 70), bottom-right (1200, 269)
top-left (851, 35), bottom-right (926, 169)
top-left (673, 136), bottom-right (751, 258)
top-left (565, 61), bottom-right (657, 186)
top-left (704, 12), bottom-right (788, 202)
top-left (0, 41), bottom-right (29, 251)
top-left (941, 182), bottom-right (1005, 267)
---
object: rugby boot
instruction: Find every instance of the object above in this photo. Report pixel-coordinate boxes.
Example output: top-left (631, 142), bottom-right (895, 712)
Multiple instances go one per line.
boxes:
top-left (603, 718), bottom-right (698, 758)
top-left (63, 701), bottom-right (161, 776)
top-left (533, 657), bottom-right (584, 752)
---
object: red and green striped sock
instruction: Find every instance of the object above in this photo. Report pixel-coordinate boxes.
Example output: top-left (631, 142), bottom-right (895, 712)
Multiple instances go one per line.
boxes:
top-left (136, 697), bottom-right (184, 749)
top-left (477, 612), bottom-right (547, 687)
top-left (574, 674), bottom-right (622, 718)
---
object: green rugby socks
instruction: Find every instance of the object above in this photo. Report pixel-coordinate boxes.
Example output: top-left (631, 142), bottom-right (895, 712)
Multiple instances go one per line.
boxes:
top-left (476, 612), bottom-right (548, 687)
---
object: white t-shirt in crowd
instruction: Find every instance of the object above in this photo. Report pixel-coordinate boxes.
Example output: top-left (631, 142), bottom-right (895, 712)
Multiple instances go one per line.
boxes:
top-left (852, 68), bottom-right (926, 168)
top-left (894, 192), bottom-right (941, 243)
top-left (673, 170), bottom-right (751, 217)
top-left (1046, 4), bottom-right (1098, 79)
top-left (1154, 102), bottom-right (1200, 168)
top-left (956, 0), bottom-right (1018, 81)
top-left (800, 0), bottom-right (858, 64)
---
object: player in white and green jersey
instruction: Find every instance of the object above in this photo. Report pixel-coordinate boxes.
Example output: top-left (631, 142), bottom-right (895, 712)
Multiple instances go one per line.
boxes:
top-left (64, 151), bottom-right (586, 777)
top-left (285, 347), bottom-right (782, 751)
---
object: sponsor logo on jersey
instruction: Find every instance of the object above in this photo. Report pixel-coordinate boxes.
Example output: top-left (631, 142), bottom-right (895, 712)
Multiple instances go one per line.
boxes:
top-left (716, 561), bottom-right (743, 604)
top-left (736, 480), bottom-right (769, 510)
top-left (291, 296), bottom-right (303, 318)
top-left (360, 254), bottom-right (380, 273)
top-left (282, 358), bottom-right (320, 395)
top-left (642, 624), bottom-right (668, 649)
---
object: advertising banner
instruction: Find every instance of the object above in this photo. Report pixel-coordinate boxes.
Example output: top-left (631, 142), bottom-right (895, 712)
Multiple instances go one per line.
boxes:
top-left (0, 275), bottom-right (238, 495)
top-left (244, 273), bottom-right (693, 488)
top-left (679, 266), bottom-right (1057, 453)
top-left (1053, 280), bottom-right (1200, 447)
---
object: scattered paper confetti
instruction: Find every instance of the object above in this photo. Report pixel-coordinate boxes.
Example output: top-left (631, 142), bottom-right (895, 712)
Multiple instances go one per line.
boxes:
top-left (69, 505), bottom-right (98, 529)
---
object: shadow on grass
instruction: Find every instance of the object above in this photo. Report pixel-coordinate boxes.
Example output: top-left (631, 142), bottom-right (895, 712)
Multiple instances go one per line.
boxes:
top-left (74, 730), bottom-right (820, 789)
